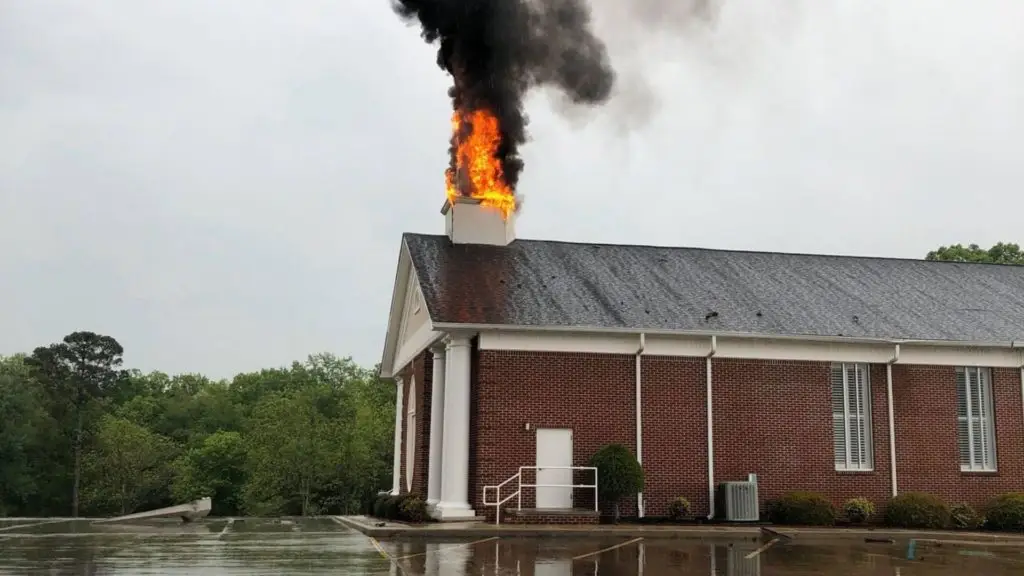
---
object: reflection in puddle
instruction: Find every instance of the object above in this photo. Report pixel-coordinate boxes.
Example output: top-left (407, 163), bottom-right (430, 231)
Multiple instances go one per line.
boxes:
top-left (384, 538), bottom-right (1024, 576)
top-left (389, 540), bottom-right (763, 576)
top-left (2, 519), bottom-right (1023, 575)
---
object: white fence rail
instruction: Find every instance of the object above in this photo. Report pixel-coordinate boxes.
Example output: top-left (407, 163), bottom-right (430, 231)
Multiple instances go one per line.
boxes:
top-left (482, 466), bottom-right (598, 525)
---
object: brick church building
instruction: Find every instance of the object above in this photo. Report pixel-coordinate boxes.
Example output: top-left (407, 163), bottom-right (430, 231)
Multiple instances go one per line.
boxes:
top-left (380, 197), bottom-right (1024, 523)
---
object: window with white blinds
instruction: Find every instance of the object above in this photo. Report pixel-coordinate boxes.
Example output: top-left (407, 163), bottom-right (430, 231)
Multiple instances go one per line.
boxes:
top-left (832, 363), bottom-right (873, 471)
top-left (957, 367), bottom-right (997, 472)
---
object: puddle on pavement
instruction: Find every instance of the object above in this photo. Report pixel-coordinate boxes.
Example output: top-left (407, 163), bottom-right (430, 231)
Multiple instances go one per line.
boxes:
top-left (1, 519), bottom-right (1023, 575)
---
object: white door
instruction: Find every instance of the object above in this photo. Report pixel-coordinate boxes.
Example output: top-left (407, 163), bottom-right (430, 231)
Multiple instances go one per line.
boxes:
top-left (534, 559), bottom-right (572, 576)
top-left (535, 428), bottom-right (573, 509)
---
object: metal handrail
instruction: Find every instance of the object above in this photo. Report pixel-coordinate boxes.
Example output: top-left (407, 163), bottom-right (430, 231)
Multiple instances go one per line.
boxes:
top-left (482, 466), bottom-right (599, 525)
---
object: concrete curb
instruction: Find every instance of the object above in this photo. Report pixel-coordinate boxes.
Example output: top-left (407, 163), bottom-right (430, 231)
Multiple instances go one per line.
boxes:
top-left (333, 516), bottom-right (1024, 545)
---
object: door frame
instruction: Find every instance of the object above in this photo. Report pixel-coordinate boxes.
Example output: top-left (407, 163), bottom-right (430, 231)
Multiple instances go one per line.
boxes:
top-left (535, 427), bottom-right (574, 509)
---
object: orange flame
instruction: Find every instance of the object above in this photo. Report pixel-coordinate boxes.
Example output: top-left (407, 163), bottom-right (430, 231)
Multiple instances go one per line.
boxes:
top-left (445, 108), bottom-right (516, 219)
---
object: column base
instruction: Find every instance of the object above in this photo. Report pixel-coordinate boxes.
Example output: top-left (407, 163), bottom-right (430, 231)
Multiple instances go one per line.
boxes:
top-left (432, 501), bottom-right (477, 521)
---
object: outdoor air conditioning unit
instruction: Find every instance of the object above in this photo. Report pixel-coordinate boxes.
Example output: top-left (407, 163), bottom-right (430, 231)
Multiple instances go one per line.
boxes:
top-left (716, 473), bottom-right (760, 522)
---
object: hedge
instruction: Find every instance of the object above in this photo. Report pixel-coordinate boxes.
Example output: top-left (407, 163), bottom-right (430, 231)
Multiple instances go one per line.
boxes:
top-left (984, 493), bottom-right (1024, 532)
top-left (883, 492), bottom-right (950, 529)
top-left (370, 492), bottom-right (429, 523)
top-left (767, 491), bottom-right (836, 526)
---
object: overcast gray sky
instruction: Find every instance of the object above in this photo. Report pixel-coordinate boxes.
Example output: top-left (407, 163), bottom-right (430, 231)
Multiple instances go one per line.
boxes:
top-left (2, 0), bottom-right (1022, 378)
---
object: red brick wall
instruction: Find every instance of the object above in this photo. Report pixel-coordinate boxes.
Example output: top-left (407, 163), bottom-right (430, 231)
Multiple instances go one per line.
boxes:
top-left (894, 365), bottom-right (1024, 508)
top-left (712, 359), bottom-right (892, 517)
top-left (408, 344), bottom-right (1023, 521)
top-left (640, 356), bottom-right (708, 517)
top-left (398, 351), bottom-right (432, 497)
top-left (473, 350), bottom-right (637, 519)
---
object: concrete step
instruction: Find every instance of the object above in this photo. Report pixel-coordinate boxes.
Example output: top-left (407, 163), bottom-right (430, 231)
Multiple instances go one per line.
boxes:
top-left (504, 508), bottom-right (601, 525)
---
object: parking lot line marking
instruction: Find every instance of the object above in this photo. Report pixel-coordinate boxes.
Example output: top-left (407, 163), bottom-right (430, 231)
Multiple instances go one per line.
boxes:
top-left (572, 537), bottom-right (644, 561)
top-left (394, 536), bottom-right (500, 560)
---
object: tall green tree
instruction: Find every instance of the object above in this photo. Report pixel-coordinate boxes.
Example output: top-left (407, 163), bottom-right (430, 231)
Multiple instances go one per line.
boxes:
top-left (25, 332), bottom-right (126, 517)
top-left (926, 242), bottom-right (1024, 264)
top-left (0, 356), bottom-right (52, 515)
top-left (82, 415), bottom-right (177, 515)
top-left (171, 430), bottom-right (247, 515)
top-left (242, 387), bottom-right (347, 516)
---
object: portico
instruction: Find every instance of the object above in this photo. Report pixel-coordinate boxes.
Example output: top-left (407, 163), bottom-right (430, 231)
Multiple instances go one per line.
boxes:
top-left (389, 333), bottom-right (477, 520)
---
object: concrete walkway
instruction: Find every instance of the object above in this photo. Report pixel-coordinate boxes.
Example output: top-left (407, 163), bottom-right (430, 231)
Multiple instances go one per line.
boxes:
top-left (335, 515), bottom-right (1024, 545)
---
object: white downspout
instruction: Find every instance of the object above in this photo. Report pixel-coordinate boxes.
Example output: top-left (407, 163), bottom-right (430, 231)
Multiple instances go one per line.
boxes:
top-left (1015, 342), bottom-right (1024, 437)
top-left (887, 344), bottom-right (900, 497)
top-left (636, 333), bottom-right (646, 518)
top-left (391, 377), bottom-right (405, 495)
top-left (706, 335), bottom-right (717, 520)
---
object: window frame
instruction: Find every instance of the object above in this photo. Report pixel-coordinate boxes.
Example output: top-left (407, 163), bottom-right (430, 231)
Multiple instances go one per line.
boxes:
top-left (832, 362), bottom-right (874, 472)
top-left (957, 366), bottom-right (997, 472)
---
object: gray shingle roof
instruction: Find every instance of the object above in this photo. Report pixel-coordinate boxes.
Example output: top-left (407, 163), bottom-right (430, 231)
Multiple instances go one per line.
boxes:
top-left (404, 233), bottom-right (1024, 342)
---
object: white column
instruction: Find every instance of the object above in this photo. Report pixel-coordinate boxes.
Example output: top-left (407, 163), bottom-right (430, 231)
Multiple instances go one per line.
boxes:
top-left (425, 543), bottom-right (441, 576)
top-left (427, 346), bottom-right (447, 509)
top-left (391, 377), bottom-right (404, 495)
top-left (437, 544), bottom-right (469, 576)
top-left (435, 335), bottom-right (476, 519)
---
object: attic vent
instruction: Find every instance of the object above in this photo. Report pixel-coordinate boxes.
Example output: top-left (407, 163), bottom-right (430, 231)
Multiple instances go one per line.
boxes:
top-left (716, 474), bottom-right (759, 521)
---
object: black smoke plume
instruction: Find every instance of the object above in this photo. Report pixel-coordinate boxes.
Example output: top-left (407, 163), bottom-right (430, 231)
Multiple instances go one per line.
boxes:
top-left (391, 0), bottom-right (615, 194)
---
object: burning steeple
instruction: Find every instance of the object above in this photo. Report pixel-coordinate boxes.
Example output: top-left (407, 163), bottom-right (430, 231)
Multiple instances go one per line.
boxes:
top-left (392, 0), bottom-right (616, 219)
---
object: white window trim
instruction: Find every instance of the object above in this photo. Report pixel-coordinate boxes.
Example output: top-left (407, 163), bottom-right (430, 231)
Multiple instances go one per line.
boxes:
top-left (833, 363), bottom-right (874, 472)
top-left (958, 366), bottom-right (997, 472)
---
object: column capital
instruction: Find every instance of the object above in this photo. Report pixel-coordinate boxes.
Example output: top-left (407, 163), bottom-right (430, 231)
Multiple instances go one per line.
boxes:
top-left (429, 343), bottom-right (447, 359)
top-left (444, 333), bottom-right (472, 350)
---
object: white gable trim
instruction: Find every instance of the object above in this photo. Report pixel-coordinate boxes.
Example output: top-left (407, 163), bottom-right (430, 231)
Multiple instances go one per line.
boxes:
top-left (380, 240), bottom-right (442, 379)
top-left (475, 329), bottom-right (1024, 367)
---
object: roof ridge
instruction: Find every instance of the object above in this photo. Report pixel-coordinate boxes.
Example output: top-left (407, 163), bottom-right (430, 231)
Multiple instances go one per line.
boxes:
top-left (401, 232), bottom-right (1024, 270)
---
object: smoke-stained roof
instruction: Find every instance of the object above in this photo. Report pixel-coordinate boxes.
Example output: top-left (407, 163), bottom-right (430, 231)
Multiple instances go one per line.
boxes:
top-left (403, 233), bottom-right (1024, 342)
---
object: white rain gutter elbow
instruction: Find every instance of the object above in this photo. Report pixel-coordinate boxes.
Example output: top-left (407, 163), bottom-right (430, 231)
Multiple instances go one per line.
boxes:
top-left (886, 344), bottom-right (900, 497)
top-left (706, 335), bottom-right (717, 520)
top-left (636, 333), bottom-right (645, 518)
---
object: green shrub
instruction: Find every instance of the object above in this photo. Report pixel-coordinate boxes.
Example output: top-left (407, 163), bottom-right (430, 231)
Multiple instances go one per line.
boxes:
top-left (399, 495), bottom-right (428, 523)
top-left (983, 493), bottom-right (1024, 532)
top-left (768, 492), bottom-right (836, 526)
top-left (883, 492), bottom-right (950, 529)
top-left (843, 497), bottom-right (875, 524)
top-left (372, 494), bottom-right (389, 518)
top-left (588, 444), bottom-right (644, 522)
top-left (950, 503), bottom-right (984, 530)
top-left (374, 495), bottom-right (404, 520)
top-left (667, 497), bottom-right (691, 521)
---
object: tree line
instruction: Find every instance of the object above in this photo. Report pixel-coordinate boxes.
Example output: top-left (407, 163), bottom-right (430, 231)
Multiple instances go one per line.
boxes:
top-left (0, 331), bottom-right (394, 518)
top-left (925, 242), bottom-right (1023, 265)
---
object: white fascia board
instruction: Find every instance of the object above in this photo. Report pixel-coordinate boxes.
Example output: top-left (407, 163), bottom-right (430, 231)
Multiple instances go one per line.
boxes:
top-left (467, 324), bottom-right (1024, 367)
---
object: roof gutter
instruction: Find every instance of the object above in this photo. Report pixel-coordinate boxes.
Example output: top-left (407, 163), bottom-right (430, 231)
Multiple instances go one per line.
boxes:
top-left (431, 322), bottom-right (1021, 350)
